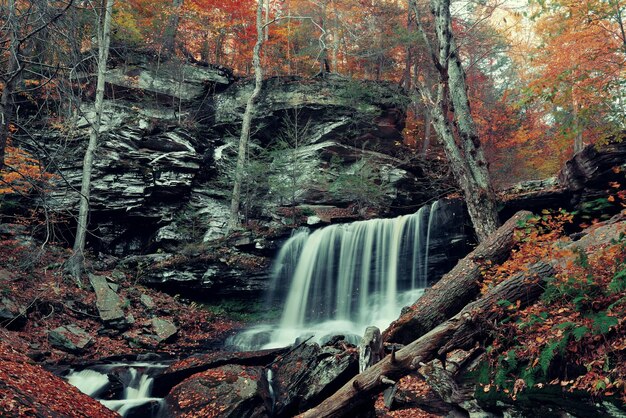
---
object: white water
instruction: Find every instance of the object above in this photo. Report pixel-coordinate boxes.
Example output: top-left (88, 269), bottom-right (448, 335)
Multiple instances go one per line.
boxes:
top-left (67, 369), bottom-right (110, 398)
top-left (65, 362), bottom-right (168, 417)
top-left (230, 202), bottom-right (447, 350)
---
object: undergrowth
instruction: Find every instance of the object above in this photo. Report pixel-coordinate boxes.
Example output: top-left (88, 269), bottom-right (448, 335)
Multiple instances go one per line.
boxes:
top-left (478, 208), bottom-right (626, 402)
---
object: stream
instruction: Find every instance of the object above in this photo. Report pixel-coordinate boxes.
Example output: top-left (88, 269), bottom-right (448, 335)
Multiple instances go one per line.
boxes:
top-left (64, 362), bottom-right (169, 418)
top-left (64, 201), bottom-right (468, 416)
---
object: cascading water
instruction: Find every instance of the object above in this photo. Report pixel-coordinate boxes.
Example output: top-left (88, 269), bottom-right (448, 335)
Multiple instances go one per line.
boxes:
top-left (230, 200), bottom-right (467, 350)
top-left (64, 362), bottom-right (168, 418)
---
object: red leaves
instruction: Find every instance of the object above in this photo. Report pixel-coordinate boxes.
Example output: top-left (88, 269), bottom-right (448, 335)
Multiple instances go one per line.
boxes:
top-left (0, 342), bottom-right (119, 418)
top-left (482, 211), bottom-right (626, 401)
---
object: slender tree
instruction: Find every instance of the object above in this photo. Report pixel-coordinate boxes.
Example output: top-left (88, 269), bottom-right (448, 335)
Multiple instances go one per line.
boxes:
top-left (162, 0), bottom-right (183, 56)
top-left (412, 0), bottom-right (500, 241)
top-left (0, 0), bottom-right (74, 172)
top-left (229, 0), bottom-right (264, 230)
top-left (67, 0), bottom-right (115, 283)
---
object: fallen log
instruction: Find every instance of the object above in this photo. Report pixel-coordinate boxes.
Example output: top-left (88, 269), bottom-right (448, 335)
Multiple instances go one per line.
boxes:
top-left (299, 261), bottom-right (554, 418)
top-left (384, 210), bottom-right (532, 344)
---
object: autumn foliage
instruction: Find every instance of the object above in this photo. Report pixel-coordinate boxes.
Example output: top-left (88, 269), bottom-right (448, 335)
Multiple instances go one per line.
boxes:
top-left (479, 207), bottom-right (626, 402)
top-left (0, 143), bottom-right (55, 195)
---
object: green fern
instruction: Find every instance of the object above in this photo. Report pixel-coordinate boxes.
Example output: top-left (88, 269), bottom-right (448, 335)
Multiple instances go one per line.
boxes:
top-left (609, 269), bottom-right (626, 294)
top-left (591, 312), bottom-right (618, 335)
top-left (572, 325), bottom-right (590, 341)
top-left (539, 341), bottom-right (559, 375)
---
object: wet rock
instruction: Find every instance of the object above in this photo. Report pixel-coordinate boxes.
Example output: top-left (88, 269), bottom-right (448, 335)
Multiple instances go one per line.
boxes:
top-left (0, 296), bottom-right (26, 329)
top-left (153, 348), bottom-right (287, 397)
top-left (151, 318), bottom-right (177, 342)
top-left (125, 400), bottom-right (162, 418)
top-left (89, 274), bottom-right (126, 326)
top-left (48, 325), bottom-right (93, 353)
top-left (271, 340), bottom-right (358, 416)
top-left (307, 215), bottom-right (322, 225)
top-left (164, 365), bottom-right (271, 418)
top-left (140, 293), bottom-right (155, 310)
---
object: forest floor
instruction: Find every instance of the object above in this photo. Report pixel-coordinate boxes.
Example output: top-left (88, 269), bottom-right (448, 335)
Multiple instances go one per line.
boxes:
top-left (0, 227), bottom-right (241, 366)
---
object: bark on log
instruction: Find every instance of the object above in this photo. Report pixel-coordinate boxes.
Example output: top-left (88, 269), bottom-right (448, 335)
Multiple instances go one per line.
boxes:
top-left (299, 262), bottom-right (554, 418)
top-left (384, 210), bottom-right (532, 344)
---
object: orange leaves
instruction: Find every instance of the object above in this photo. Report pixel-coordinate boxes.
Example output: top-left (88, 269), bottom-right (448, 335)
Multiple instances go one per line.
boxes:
top-left (523, 0), bottom-right (625, 149)
top-left (0, 143), bottom-right (56, 195)
top-left (480, 210), bottom-right (573, 294)
top-left (482, 210), bottom-right (626, 401)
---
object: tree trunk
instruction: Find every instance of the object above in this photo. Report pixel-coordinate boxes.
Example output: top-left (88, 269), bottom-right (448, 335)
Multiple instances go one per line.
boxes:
top-left (299, 262), bottom-right (554, 418)
top-left (229, 0), bottom-right (265, 231)
top-left (422, 108), bottom-right (431, 155)
top-left (67, 0), bottom-right (114, 283)
top-left (572, 84), bottom-right (583, 154)
top-left (162, 0), bottom-right (183, 57)
top-left (384, 211), bottom-right (531, 344)
top-left (0, 0), bottom-right (19, 172)
top-left (412, 0), bottom-right (500, 242)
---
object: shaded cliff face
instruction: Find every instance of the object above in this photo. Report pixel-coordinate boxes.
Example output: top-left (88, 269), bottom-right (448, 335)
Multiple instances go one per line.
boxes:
top-left (23, 55), bottom-right (461, 301)
top-left (44, 56), bottom-right (448, 258)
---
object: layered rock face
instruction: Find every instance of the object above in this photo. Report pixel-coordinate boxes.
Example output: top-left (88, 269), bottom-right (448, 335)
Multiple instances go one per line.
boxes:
top-left (36, 54), bottom-right (458, 298)
top-left (45, 56), bottom-right (440, 255)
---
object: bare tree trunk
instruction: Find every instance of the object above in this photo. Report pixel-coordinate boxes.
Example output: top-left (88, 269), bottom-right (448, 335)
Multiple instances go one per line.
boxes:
top-left (422, 108), bottom-right (431, 155)
top-left (67, 0), bottom-right (114, 284)
top-left (331, 0), bottom-right (340, 73)
top-left (412, 0), bottom-right (500, 242)
top-left (263, 0), bottom-right (270, 41)
top-left (0, 0), bottom-right (20, 172)
top-left (572, 83), bottom-right (583, 153)
top-left (229, 0), bottom-right (265, 231)
top-left (402, 0), bottom-right (417, 90)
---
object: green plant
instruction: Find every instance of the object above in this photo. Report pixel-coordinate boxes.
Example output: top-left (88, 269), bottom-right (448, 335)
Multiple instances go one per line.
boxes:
top-left (478, 211), bottom-right (626, 400)
top-left (328, 153), bottom-right (391, 215)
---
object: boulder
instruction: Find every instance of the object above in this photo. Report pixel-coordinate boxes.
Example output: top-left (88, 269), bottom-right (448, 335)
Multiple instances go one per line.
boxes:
top-left (130, 251), bottom-right (272, 300)
top-left (502, 138), bottom-right (626, 219)
top-left (0, 296), bottom-right (26, 330)
top-left (105, 55), bottom-right (234, 101)
top-left (140, 293), bottom-right (155, 310)
top-left (164, 365), bottom-right (271, 418)
top-left (151, 318), bottom-right (177, 343)
top-left (270, 340), bottom-right (358, 416)
top-left (48, 325), bottom-right (93, 353)
top-left (153, 348), bottom-right (287, 397)
top-left (89, 274), bottom-right (126, 326)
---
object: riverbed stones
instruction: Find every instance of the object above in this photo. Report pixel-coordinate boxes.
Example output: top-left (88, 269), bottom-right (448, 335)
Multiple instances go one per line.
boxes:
top-left (140, 293), bottom-right (155, 310)
top-left (151, 318), bottom-right (177, 342)
top-left (164, 364), bottom-right (271, 417)
top-left (48, 325), bottom-right (93, 353)
top-left (89, 274), bottom-right (126, 326)
top-left (0, 296), bottom-right (26, 329)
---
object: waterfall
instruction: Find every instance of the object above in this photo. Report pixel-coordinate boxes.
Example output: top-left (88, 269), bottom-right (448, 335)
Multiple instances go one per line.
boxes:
top-left (267, 203), bottom-right (437, 347)
top-left (229, 200), bottom-right (468, 350)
